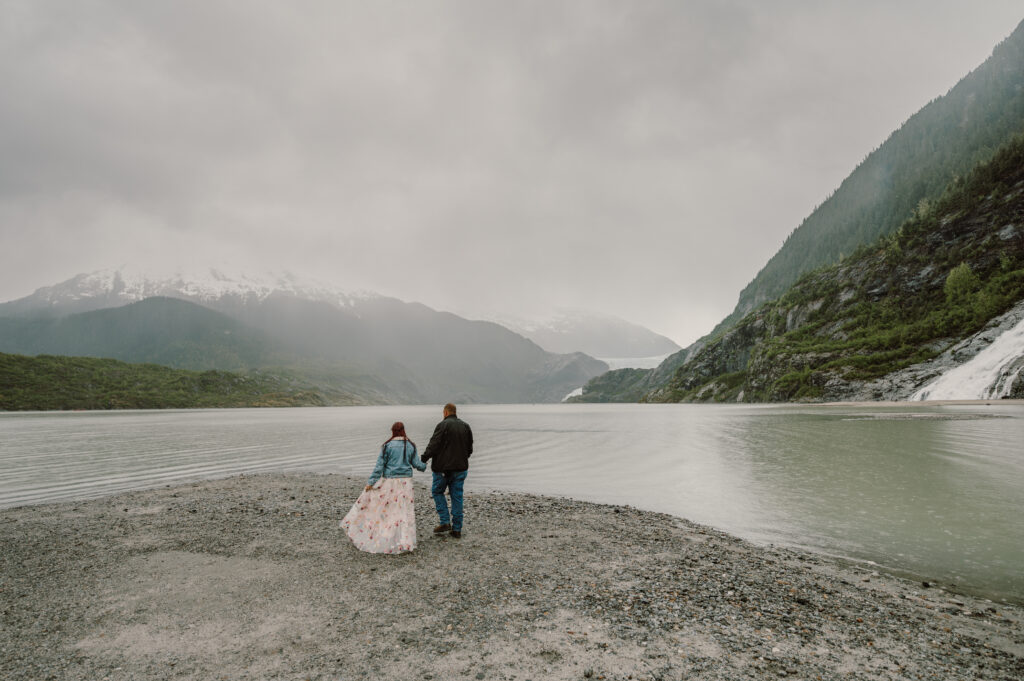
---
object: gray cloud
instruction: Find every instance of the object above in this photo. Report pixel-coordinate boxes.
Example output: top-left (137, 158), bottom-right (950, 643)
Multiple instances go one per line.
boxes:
top-left (1, 1), bottom-right (1021, 344)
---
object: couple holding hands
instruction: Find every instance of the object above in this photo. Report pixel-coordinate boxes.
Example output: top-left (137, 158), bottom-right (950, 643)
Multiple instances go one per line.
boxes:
top-left (341, 403), bottom-right (473, 554)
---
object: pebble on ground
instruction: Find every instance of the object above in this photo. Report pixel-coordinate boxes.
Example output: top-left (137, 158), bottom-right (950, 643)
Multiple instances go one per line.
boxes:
top-left (1, 473), bottom-right (1022, 681)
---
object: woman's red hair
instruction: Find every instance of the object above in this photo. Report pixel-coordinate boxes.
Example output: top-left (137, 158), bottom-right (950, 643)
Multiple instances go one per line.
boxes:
top-left (384, 421), bottom-right (415, 447)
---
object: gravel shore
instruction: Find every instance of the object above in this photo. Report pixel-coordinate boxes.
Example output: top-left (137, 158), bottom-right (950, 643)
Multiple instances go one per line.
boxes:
top-left (2, 473), bottom-right (1021, 680)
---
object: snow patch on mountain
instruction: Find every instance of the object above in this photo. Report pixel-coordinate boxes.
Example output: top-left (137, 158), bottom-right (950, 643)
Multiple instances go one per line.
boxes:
top-left (599, 354), bottom-right (674, 370)
top-left (14, 266), bottom-right (378, 312)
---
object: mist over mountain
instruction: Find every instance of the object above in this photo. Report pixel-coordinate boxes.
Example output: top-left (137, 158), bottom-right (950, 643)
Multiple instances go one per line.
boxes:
top-left (0, 297), bottom-right (278, 371)
top-left (0, 268), bottom-right (608, 405)
top-left (487, 310), bottom-right (680, 361)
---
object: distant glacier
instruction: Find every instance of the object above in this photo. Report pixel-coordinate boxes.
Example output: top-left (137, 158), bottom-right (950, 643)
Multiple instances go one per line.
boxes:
top-left (598, 354), bottom-right (674, 370)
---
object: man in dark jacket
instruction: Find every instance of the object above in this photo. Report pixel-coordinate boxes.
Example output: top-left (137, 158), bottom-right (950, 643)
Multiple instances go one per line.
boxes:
top-left (421, 403), bottom-right (473, 539)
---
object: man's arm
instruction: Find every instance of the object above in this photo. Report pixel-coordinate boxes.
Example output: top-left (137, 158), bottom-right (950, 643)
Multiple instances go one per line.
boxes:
top-left (422, 421), bottom-right (446, 463)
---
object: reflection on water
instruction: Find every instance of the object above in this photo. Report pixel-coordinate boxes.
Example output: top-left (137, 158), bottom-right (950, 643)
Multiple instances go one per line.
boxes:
top-left (1, 403), bottom-right (1021, 602)
top-left (729, 408), bottom-right (1024, 602)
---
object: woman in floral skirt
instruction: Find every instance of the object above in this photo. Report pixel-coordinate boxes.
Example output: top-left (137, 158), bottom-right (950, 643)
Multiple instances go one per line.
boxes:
top-left (341, 421), bottom-right (427, 554)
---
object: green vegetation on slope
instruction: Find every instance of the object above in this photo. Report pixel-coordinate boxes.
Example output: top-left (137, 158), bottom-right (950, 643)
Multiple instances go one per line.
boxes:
top-left (725, 19), bottom-right (1024, 327)
top-left (567, 367), bottom-right (652, 403)
top-left (0, 353), bottom-right (359, 410)
top-left (0, 297), bottom-right (280, 371)
top-left (649, 132), bottom-right (1024, 403)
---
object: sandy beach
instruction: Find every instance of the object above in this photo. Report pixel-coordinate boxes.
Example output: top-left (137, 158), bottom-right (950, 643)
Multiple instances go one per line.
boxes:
top-left (1, 473), bottom-right (1021, 680)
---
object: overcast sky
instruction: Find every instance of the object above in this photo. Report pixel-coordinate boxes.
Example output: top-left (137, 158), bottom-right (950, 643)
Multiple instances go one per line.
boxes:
top-left (1, 2), bottom-right (1021, 345)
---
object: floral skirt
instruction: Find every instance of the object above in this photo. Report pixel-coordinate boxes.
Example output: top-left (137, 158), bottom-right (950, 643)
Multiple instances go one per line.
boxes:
top-left (341, 477), bottom-right (417, 554)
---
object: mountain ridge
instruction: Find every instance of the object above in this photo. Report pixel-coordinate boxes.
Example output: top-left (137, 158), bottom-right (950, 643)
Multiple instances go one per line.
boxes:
top-left (0, 267), bottom-right (380, 318)
top-left (0, 297), bottom-right (282, 371)
top-left (727, 17), bottom-right (1024, 327)
top-left (0, 272), bottom-right (609, 405)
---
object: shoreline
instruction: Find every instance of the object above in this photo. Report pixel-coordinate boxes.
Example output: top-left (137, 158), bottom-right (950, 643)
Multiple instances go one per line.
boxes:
top-left (817, 399), bottom-right (1024, 407)
top-left (3, 398), bottom-right (1024, 414)
top-left (1, 473), bottom-right (1018, 608)
top-left (2, 473), bottom-right (1021, 680)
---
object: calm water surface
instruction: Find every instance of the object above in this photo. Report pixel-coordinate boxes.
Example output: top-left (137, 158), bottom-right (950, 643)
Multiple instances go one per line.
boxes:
top-left (1, 403), bottom-right (1021, 602)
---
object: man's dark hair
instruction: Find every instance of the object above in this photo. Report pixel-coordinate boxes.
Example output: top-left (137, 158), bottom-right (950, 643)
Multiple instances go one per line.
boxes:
top-left (444, 402), bottom-right (457, 415)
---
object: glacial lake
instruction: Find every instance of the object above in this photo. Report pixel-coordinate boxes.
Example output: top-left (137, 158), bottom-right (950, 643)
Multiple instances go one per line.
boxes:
top-left (1, 403), bottom-right (1022, 603)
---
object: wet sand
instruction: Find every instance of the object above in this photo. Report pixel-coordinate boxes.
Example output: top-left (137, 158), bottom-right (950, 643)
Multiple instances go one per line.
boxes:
top-left (1, 473), bottom-right (1021, 680)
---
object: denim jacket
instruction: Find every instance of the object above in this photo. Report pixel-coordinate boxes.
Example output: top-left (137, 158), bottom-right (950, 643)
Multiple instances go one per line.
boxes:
top-left (367, 438), bottom-right (426, 486)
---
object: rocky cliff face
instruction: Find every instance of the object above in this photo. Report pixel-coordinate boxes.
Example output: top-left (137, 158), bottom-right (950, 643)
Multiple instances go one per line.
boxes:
top-left (838, 300), bottom-right (1024, 401)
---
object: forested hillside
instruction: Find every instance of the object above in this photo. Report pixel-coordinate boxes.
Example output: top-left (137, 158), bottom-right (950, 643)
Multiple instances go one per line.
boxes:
top-left (726, 18), bottom-right (1024, 327)
top-left (0, 297), bottom-right (279, 371)
top-left (0, 353), bottom-right (357, 410)
top-left (642, 133), bottom-right (1024, 402)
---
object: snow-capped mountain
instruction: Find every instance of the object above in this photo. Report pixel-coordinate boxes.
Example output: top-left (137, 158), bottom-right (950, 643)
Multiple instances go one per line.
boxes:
top-left (1, 266), bottom-right (378, 317)
top-left (0, 268), bottom-right (609, 404)
top-left (487, 309), bottom-right (680, 362)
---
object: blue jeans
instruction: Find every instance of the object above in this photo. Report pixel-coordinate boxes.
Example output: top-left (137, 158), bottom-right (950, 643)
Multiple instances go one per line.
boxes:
top-left (431, 470), bottom-right (467, 532)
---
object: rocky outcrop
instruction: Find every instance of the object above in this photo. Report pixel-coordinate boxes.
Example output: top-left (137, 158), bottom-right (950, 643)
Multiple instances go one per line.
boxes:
top-left (825, 299), bottom-right (1024, 401)
top-left (644, 316), bottom-right (779, 402)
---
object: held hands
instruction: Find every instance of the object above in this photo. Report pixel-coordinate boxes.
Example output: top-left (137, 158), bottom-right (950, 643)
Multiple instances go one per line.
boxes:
top-left (364, 485), bottom-right (373, 492)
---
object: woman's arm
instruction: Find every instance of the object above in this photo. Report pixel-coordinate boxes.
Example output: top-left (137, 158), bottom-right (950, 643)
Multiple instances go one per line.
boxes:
top-left (409, 444), bottom-right (427, 472)
top-left (366, 445), bottom-right (387, 488)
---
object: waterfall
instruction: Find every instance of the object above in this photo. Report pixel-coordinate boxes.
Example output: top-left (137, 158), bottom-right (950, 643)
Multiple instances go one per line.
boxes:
top-left (912, 315), bottom-right (1024, 400)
